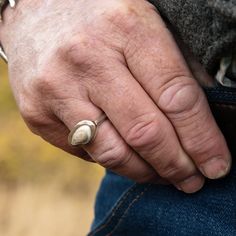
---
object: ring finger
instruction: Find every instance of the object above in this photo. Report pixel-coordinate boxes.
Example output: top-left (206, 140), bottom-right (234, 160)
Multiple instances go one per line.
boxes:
top-left (53, 98), bottom-right (161, 183)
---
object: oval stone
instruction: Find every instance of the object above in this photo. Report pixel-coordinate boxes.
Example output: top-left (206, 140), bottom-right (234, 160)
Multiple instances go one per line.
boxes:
top-left (71, 125), bottom-right (92, 145)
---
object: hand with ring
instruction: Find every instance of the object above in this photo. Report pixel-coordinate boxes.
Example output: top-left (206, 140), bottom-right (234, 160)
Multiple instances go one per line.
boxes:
top-left (0, 0), bottom-right (231, 193)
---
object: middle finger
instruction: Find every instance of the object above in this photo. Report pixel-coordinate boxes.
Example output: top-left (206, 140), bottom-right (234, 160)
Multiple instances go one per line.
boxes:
top-left (88, 61), bottom-right (205, 193)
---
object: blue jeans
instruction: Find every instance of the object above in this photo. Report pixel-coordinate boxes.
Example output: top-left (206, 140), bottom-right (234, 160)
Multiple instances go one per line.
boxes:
top-left (88, 86), bottom-right (236, 236)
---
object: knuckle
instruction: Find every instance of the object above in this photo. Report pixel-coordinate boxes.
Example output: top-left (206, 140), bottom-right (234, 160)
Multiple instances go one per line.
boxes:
top-left (59, 35), bottom-right (93, 68)
top-left (103, 1), bottom-right (143, 34)
top-left (125, 114), bottom-right (164, 150)
top-left (23, 112), bottom-right (44, 128)
top-left (32, 72), bottom-right (56, 96)
top-left (158, 158), bottom-right (190, 180)
top-left (183, 133), bottom-right (220, 158)
top-left (95, 143), bottom-right (131, 170)
top-left (58, 36), bottom-right (107, 78)
top-left (19, 102), bottom-right (48, 130)
top-left (19, 102), bottom-right (35, 122)
top-left (158, 76), bottom-right (201, 114)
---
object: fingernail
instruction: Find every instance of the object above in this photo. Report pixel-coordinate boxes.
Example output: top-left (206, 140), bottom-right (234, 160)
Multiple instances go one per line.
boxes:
top-left (175, 175), bottom-right (205, 194)
top-left (175, 185), bottom-right (183, 191)
top-left (200, 157), bottom-right (231, 179)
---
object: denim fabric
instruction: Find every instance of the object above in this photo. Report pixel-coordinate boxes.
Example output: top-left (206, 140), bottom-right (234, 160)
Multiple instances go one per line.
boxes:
top-left (204, 86), bottom-right (236, 104)
top-left (88, 87), bottom-right (236, 236)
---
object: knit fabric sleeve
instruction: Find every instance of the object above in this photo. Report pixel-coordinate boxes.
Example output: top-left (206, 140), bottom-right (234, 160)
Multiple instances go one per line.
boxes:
top-left (149, 0), bottom-right (236, 75)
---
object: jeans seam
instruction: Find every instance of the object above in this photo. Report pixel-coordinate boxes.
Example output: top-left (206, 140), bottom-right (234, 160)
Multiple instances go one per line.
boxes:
top-left (89, 183), bottom-right (138, 236)
top-left (89, 184), bottom-right (151, 236)
top-left (105, 185), bottom-right (151, 236)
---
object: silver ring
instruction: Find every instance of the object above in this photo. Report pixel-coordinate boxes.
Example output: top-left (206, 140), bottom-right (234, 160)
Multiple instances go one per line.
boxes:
top-left (68, 114), bottom-right (107, 146)
top-left (0, 44), bottom-right (8, 63)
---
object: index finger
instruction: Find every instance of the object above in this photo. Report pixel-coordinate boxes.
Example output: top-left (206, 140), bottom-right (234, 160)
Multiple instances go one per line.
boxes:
top-left (124, 5), bottom-right (231, 179)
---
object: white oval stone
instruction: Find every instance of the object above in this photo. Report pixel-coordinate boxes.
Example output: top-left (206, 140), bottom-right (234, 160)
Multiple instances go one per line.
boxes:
top-left (71, 125), bottom-right (92, 145)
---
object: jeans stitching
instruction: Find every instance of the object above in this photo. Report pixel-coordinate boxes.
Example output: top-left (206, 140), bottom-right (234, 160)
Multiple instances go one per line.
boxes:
top-left (89, 183), bottom-right (140, 236)
top-left (105, 185), bottom-right (151, 236)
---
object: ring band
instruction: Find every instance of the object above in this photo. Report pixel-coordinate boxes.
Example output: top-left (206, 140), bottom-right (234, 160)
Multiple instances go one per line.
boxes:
top-left (68, 114), bottom-right (107, 146)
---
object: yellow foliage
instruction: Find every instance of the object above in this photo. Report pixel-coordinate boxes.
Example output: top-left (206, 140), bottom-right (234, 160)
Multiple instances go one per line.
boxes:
top-left (0, 60), bottom-right (103, 188)
top-left (0, 60), bottom-right (104, 235)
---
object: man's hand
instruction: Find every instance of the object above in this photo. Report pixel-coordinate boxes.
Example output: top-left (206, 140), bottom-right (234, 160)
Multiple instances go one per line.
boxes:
top-left (0, 0), bottom-right (231, 193)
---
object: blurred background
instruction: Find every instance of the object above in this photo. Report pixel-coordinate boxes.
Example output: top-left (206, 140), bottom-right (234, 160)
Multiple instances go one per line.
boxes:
top-left (0, 60), bottom-right (104, 236)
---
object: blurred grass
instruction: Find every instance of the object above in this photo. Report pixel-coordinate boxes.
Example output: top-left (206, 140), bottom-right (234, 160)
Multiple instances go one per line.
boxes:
top-left (0, 60), bottom-right (104, 236)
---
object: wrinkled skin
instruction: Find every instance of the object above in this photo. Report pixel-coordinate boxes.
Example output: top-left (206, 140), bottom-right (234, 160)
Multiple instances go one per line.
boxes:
top-left (0, 0), bottom-right (231, 193)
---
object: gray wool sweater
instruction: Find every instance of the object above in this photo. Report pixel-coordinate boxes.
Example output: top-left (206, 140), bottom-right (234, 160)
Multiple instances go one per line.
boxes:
top-left (149, 0), bottom-right (236, 75)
